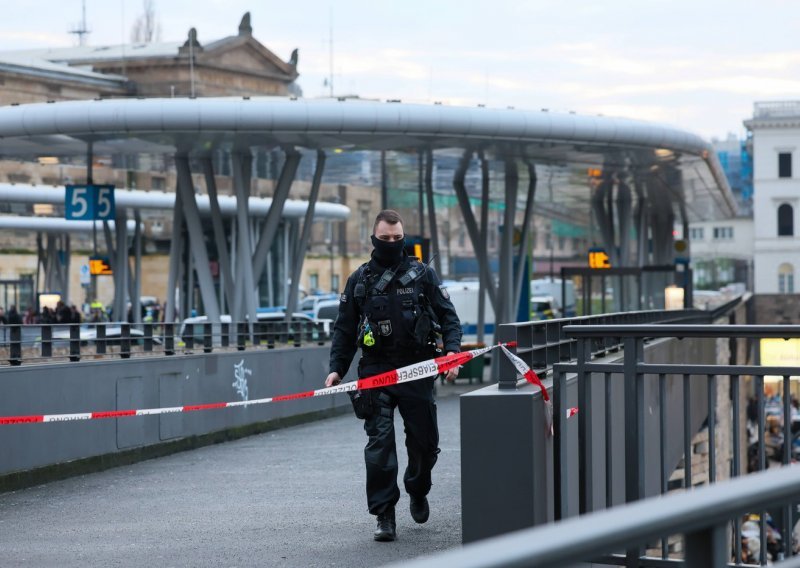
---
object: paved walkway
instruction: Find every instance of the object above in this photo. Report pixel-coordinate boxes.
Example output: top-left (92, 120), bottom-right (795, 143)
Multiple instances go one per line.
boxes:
top-left (0, 380), bottom-right (486, 567)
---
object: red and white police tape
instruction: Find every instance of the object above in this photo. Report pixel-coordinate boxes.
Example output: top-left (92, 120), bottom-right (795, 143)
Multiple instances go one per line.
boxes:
top-left (0, 342), bottom-right (564, 430)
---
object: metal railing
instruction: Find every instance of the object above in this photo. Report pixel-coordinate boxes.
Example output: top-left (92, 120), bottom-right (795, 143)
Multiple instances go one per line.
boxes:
top-left (552, 323), bottom-right (799, 566)
top-left (495, 307), bottom-right (710, 390)
top-left (390, 465), bottom-right (800, 568)
top-left (0, 320), bottom-right (332, 365)
top-left (460, 295), bottom-right (800, 565)
top-left (754, 101), bottom-right (800, 119)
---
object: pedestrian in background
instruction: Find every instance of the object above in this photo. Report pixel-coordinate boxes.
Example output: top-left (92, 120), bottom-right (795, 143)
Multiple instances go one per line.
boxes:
top-left (325, 210), bottom-right (462, 542)
top-left (6, 306), bottom-right (22, 325)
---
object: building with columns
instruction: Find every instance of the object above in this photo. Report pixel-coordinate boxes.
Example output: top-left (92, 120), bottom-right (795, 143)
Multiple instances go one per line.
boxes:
top-left (0, 12), bottom-right (299, 106)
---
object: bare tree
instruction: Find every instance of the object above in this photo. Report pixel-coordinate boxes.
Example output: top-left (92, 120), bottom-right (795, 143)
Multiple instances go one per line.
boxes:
top-left (131, 0), bottom-right (161, 43)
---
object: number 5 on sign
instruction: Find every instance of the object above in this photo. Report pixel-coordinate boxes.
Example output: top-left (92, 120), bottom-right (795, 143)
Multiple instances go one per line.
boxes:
top-left (67, 186), bottom-right (89, 219)
top-left (65, 185), bottom-right (115, 221)
top-left (96, 186), bottom-right (114, 219)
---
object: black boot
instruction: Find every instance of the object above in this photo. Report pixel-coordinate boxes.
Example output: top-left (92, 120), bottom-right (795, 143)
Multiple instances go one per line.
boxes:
top-left (409, 495), bottom-right (429, 524)
top-left (374, 507), bottom-right (396, 542)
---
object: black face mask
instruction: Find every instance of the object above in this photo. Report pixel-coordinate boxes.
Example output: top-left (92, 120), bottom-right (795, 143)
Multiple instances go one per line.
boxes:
top-left (371, 235), bottom-right (405, 266)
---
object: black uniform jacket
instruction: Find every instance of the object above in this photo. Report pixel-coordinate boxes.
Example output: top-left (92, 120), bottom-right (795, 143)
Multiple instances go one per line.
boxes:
top-left (328, 254), bottom-right (462, 378)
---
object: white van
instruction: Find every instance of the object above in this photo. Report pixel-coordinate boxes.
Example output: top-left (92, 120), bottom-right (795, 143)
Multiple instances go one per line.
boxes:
top-left (445, 278), bottom-right (576, 344)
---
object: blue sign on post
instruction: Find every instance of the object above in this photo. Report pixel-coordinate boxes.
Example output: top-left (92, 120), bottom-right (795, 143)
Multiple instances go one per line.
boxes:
top-left (65, 185), bottom-right (116, 221)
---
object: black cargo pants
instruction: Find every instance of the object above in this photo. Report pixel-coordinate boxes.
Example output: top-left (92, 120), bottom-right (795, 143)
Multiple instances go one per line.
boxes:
top-left (358, 360), bottom-right (441, 516)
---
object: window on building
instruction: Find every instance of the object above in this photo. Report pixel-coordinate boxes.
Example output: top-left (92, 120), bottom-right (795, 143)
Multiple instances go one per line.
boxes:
top-left (458, 227), bottom-right (466, 248)
top-left (712, 226), bottom-right (733, 240)
top-left (558, 236), bottom-right (565, 251)
top-left (309, 273), bottom-right (319, 291)
top-left (779, 263), bottom-right (795, 294)
top-left (690, 227), bottom-right (704, 240)
top-left (779, 153), bottom-right (793, 179)
top-left (331, 274), bottom-right (340, 293)
top-left (778, 204), bottom-right (794, 236)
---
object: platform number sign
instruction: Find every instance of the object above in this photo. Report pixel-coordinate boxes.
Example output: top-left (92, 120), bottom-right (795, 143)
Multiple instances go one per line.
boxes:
top-left (65, 184), bottom-right (115, 221)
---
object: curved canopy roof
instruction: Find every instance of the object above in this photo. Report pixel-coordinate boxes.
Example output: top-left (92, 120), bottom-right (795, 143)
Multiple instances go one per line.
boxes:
top-left (0, 97), bottom-right (737, 219)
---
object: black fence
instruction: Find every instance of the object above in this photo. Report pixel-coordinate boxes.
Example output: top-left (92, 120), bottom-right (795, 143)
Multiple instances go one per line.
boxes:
top-left (549, 318), bottom-right (800, 566)
top-left (0, 319), bottom-right (332, 366)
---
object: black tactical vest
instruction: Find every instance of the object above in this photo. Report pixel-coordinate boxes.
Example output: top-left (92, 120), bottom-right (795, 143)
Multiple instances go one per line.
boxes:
top-left (355, 258), bottom-right (430, 354)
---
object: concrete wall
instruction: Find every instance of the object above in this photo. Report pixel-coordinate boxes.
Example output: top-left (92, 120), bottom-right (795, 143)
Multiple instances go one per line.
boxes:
top-left (0, 346), bottom-right (351, 488)
top-left (754, 293), bottom-right (800, 324)
top-left (461, 335), bottom-right (719, 544)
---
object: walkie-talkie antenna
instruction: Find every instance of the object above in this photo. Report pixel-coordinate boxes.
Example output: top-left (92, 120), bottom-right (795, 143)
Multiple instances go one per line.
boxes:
top-left (423, 252), bottom-right (439, 275)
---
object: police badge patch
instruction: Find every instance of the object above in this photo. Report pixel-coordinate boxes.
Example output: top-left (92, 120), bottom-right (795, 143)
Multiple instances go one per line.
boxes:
top-left (378, 319), bottom-right (392, 336)
top-left (340, 293), bottom-right (347, 303)
top-left (439, 285), bottom-right (450, 300)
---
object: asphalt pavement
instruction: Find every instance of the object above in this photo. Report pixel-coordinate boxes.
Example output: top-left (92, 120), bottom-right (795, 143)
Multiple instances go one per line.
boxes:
top-left (0, 379), bottom-right (486, 568)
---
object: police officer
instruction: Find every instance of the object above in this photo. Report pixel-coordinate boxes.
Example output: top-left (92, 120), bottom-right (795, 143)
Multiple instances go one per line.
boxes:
top-left (325, 210), bottom-right (462, 542)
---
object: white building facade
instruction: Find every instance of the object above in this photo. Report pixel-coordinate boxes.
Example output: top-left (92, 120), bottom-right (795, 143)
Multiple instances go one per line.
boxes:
top-left (684, 217), bottom-right (753, 289)
top-left (746, 102), bottom-right (800, 294)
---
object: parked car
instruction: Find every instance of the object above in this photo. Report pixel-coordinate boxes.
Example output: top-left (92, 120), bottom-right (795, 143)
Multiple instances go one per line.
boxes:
top-left (313, 299), bottom-right (340, 322)
top-left (298, 294), bottom-right (339, 317)
top-left (48, 324), bottom-right (161, 346)
top-left (179, 311), bottom-right (333, 345)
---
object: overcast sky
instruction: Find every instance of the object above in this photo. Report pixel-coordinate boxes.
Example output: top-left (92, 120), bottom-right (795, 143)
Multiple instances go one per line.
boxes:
top-left (2, 0), bottom-right (799, 140)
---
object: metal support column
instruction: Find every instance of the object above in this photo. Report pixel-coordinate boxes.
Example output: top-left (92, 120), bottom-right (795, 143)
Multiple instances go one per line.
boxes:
top-left (231, 153), bottom-right (258, 335)
top-left (499, 157), bottom-right (518, 324)
top-left (113, 208), bottom-right (129, 322)
top-left (165, 178), bottom-right (185, 323)
top-left (283, 222), bottom-right (292, 304)
top-left (381, 150), bottom-right (388, 210)
top-left (201, 158), bottom-right (235, 314)
top-left (616, 179), bottom-right (632, 266)
top-left (616, 178), bottom-right (632, 311)
top-left (633, 175), bottom-right (648, 265)
top-left (513, 162), bottom-right (536, 315)
top-left (87, 140), bottom-right (97, 302)
top-left (252, 149), bottom-right (300, 284)
top-left (131, 210), bottom-right (142, 324)
top-left (453, 149), bottom-right (498, 313)
top-left (424, 149), bottom-right (441, 273)
top-left (63, 234), bottom-right (71, 305)
top-left (286, 150), bottom-right (326, 317)
top-left (477, 151), bottom-right (490, 344)
top-left (417, 149), bottom-right (426, 240)
top-left (175, 155), bottom-right (221, 323)
top-left (592, 175), bottom-right (615, 264)
top-left (35, 232), bottom-right (42, 302)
